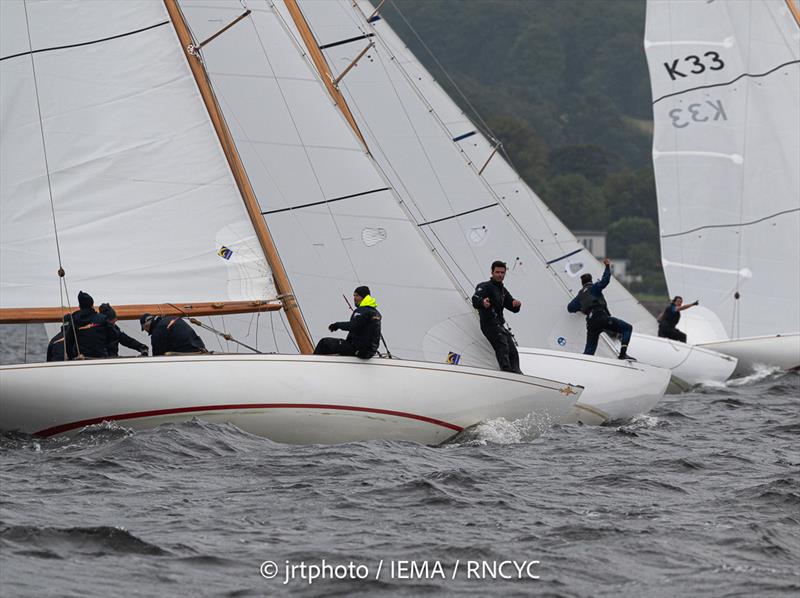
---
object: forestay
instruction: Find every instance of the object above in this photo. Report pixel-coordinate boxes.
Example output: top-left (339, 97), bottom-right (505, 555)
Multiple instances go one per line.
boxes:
top-left (296, 0), bottom-right (654, 354)
top-left (645, 0), bottom-right (800, 340)
top-left (0, 0), bottom-right (274, 312)
top-left (177, 0), bottom-right (496, 365)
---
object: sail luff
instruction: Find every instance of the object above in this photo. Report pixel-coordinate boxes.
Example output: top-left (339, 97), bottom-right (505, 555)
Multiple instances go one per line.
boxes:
top-left (283, 0), bottom-right (369, 149)
top-left (163, 0), bottom-right (314, 354)
top-left (0, 301), bottom-right (282, 324)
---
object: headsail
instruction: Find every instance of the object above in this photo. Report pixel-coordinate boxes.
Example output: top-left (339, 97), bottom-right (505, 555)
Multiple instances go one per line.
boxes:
top-left (0, 1), bottom-right (276, 318)
top-left (644, 0), bottom-right (800, 341)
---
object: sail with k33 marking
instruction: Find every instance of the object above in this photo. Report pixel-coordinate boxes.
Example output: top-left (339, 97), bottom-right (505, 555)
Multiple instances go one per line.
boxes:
top-left (644, 0), bottom-right (800, 341)
top-left (0, 0), bottom-right (275, 313)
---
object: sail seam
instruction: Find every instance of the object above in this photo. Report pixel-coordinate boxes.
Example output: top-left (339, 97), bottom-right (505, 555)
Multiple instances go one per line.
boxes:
top-left (260, 187), bottom-right (389, 215)
top-left (652, 59), bottom-right (800, 104)
top-left (0, 21), bottom-right (170, 62)
top-left (417, 203), bottom-right (498, 227)
top-left (661, 208), bottom-right (800, 238)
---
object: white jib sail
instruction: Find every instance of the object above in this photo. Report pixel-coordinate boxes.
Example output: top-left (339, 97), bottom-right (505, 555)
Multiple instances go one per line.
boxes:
top-left (177, 0), bottom-right (497, 365)
top-left (0, 0), bottom-right (275, 311)
top-left (294, 0), bottom-right (654, 355)
top-left (645, 0), bottom-right (800, 341)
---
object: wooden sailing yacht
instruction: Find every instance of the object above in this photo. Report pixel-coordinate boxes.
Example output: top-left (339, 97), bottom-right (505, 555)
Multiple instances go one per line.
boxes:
top-left (644, 0), bottom-right (800, 374)
top-left (0, 0), bottom-right (581, 442)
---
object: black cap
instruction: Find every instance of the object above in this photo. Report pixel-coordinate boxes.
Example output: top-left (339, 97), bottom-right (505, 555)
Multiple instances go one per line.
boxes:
top-left (78, 291), bottom-right (94, 309)
top-left (99, 303), bottom-right (117, 320)
top-left (354, 285), bottom-right (370, 298)
top-left (139, 313), bottom-right (154, 330)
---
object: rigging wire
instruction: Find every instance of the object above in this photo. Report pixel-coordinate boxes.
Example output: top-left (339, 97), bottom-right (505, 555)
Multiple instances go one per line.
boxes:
top-left (22, 0), bottom-right (79, 354)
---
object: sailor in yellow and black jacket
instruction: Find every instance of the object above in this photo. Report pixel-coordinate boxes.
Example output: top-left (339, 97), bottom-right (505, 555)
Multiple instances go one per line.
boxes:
top-left (314, 286), bottom-right (382, 359)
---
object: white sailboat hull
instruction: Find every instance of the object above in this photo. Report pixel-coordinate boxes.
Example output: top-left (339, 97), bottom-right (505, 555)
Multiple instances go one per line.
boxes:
top-left (607, 333), bottom-right (738, 392)
top-left (517, 347), bottom-right (670, 425)
top-left (0, 354), bottom-right (580, 445)
top-left (698, 334), bottom-right (800, 377)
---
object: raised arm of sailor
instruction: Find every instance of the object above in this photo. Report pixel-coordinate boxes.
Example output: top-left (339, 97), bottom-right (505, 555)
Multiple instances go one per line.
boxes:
top-left (595, 262), bottom-right (612, 291)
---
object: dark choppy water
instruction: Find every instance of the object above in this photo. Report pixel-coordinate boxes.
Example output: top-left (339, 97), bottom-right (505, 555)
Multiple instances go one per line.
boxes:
top-left (1, 327), bottom-right (798, 596)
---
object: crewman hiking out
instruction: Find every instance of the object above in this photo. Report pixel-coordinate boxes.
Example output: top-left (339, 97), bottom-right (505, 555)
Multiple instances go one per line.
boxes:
top-left (139, 313), bottom-right (207, 356)
top-left (313, 286), bottom-right (382, 359)
top-left (657, 296), bottom-right (699, 343)
top-left (567, 258), bottom-right (634, 360)
top-left (472, 261), bottom-right (523, 374)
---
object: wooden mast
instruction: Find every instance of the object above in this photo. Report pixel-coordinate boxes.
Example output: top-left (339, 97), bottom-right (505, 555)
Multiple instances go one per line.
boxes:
top-left (163, 0), bottom-right (314, 354)
top-left (787, 0), bottom-right (800, 27)
top-left (283, 0), bottom-right (368, 148)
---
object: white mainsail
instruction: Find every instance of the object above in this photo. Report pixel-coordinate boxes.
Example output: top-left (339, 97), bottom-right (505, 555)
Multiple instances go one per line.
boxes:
top-left (0, 0), bottom-right (275, 312)
top-left (644, 0), bottom-right (800, 343)
top-left (178, 0), bottom-right (497, 365)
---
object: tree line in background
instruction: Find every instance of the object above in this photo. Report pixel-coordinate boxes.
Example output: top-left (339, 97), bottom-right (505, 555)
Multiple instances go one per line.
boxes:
top-left (385, 0), bottom-right (668, 296)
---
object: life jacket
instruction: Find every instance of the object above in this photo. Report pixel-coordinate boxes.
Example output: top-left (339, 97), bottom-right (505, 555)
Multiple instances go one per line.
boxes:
top-left (660, 304), bottom-right (680, 328)
top-left (577, 284), bottom-right (609, 317)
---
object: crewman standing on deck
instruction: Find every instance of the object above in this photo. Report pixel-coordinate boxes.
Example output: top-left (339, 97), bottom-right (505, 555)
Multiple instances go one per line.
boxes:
top-left (472, 261), bottom-right (523, 374)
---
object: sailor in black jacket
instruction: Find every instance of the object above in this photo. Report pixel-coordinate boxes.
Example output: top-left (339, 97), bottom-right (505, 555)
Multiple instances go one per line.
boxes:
top-left (99, 303), bottom-right (149, 357)
top-left (140, 313), bottom-right (207, 356)
top-left (567, 258), bottom-right (633, 358)
top-left (46, 330), bottom-right (67, 362)
top-left (471, 261), bottom-right (522, 374)
top-left (314, 286), bottom-right (382, 359)
top-left (657, 296), bottom-right (698, 343)
top-left (62, 291), bottom-right (112, 359)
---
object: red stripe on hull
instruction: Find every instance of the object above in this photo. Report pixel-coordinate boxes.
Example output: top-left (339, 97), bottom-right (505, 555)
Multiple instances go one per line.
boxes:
top-left (34, 403), bottom-right (464, 437)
